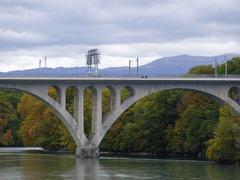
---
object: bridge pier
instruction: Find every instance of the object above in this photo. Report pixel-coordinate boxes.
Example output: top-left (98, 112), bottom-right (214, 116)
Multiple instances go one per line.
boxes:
top-left (75, 147), bottom-right (99, 158)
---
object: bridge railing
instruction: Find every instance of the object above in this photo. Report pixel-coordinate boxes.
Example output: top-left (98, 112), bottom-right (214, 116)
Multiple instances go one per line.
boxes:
top-left (0, 74), bottom-right (240, 78)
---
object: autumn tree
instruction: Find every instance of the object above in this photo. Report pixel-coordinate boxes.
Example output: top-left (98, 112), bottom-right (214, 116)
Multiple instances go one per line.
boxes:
top-left (18, 90), bottom-right (75, 151)
top-left (207, 105), bottom-right (240, 163)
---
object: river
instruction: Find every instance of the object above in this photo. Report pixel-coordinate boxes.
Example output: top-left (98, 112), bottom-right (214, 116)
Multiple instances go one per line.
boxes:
top-left (0, 152), bottom-right (239, 180)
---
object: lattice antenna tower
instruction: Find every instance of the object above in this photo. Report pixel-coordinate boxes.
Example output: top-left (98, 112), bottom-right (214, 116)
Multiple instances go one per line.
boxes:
top-left (86, 49), bottom-right (101, 76)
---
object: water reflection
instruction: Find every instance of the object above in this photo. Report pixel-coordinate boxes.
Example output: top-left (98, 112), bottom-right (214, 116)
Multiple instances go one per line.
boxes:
top-left (0, 153), bottom-right (240, 180)
top-left (75, 159), bottom-right (110, 180)
top-left (76, 158), bottom-right (240, 180)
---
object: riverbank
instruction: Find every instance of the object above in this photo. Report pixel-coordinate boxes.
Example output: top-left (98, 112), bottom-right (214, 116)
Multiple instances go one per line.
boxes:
top-left (100, 151), bottom-right (207, 161)
top-left (0, 147), bottom-right (44, 153)
top-left (100, 151), bottom-right (240, 165)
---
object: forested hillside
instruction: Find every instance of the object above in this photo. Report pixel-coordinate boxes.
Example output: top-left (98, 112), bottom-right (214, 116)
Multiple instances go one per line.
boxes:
top-left (1, 57), bottom-right (240, 163)
top-left (0, 92), bottom-right (22, 146)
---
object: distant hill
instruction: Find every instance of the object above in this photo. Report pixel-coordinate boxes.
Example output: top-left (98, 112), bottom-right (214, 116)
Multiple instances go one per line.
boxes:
top-left (0, 54), bottom-right (238, 77)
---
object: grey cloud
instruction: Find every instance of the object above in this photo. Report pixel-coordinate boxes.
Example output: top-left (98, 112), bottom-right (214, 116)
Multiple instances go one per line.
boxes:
top-left (0, 0), bottom-right (240, 50)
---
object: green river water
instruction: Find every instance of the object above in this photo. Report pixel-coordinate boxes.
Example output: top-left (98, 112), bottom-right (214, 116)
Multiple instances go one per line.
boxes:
top-left (0, 153), bottom-right (239, 180)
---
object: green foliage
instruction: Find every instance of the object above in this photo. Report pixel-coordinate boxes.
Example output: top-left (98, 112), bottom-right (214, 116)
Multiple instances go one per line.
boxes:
top-left (102, 88), bottom-right (111, 118)
top-left (206, 105), bottom-right (240, 163)
top-left (18, 90), bottom-right (75, 151)
top-left (217, 57), bottom-right (240, 75)
top-left (188, 65), bottom-right (214, 75)
top-left (167, 92), bottom-right (219, 156)
top-left (0, 91), bottom-right (22, 146)
top-left (101, 90), bottom-right (183, 154)
top-left (66, 87), bottom-right (75, 116)
top-left (83, 89), bottom-right (93, 138)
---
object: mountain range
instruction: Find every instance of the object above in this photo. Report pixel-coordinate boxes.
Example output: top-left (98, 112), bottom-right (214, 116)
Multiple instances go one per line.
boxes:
top-left (0, 54), bottom-right (238, 77)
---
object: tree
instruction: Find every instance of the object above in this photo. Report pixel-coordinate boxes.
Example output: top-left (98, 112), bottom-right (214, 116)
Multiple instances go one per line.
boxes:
top-left (207, 105), bottom-right (240, 163)
top-left (0, 91), bottom-right (21, 146)
top-left (167, 91), bottom-right (219, 156)
top-left (187, 65), bottom-right (214, 75)
top-left (18, 91), bottom-right (75, 151)
top-left (101, 90), bottom-right (183, 154)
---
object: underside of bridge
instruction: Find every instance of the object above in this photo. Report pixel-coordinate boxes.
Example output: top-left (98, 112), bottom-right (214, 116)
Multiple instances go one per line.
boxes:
top-left (0, 78), bottom-right (240, 157)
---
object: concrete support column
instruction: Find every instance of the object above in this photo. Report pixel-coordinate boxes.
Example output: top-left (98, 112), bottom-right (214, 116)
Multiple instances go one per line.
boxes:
top-left (91, 87), bottom-right (103, 138)
top-left (75, 146), bottom-right (99, 158)
top-left (75, 86), bottom-right (102, 158)
top-left (74, 87), bottom-right (84, 136)
top-left (115, 88), bottom-right (122, 113)
top-left (59, 87), bottom-right (66, 110)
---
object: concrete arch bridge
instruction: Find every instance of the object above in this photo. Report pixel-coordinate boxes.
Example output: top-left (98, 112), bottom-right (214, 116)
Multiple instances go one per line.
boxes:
top-left (0, 77), bottom-right (240, 157)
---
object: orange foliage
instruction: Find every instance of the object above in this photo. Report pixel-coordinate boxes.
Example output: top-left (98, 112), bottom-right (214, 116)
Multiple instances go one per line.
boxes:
top-left (2, 129), bottom-right (13, 145)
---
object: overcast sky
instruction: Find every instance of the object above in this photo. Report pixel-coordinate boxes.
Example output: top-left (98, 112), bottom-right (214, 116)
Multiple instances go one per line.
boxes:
top-left (0, 0), bottom-right (239, 71)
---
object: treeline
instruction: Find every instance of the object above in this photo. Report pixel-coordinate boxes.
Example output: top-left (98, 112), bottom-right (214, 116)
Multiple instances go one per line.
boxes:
top-left (0, 57), bottom-right (240, 164)
top-left (101, 90), bottom-right (219, 158)
top-left (0, 92), bottom-right (22, 146)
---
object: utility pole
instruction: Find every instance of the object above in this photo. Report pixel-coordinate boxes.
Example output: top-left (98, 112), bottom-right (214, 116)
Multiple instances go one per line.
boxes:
top-left (136, 57), bottom-right (139, 78)
top-left (215, 57), bottom-right (218, 78)
top-left (39, 59), bottom-right (42, 68)
top-left (44, 56), bottom-right (47, 68)
top-left (225, 56), bottom-right (228, 77)
top-left (129, 60), bottom-right (132, 77)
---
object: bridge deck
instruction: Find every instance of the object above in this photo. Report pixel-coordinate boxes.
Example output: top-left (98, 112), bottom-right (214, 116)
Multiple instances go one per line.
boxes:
top-left (0, 77), bottom-right (240, 84)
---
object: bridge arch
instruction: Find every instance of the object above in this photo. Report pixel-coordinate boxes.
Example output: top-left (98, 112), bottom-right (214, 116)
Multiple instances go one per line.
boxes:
top-left (96, 85), bottom-right (240, 147)
top-left (0, 85), bottom-right (80, 147)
